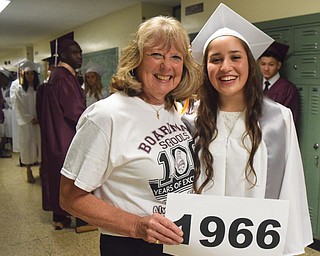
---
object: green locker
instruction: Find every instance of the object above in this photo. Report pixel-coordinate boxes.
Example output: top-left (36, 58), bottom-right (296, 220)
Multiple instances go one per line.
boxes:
top-left (256, 13), bottom-right (320, 239)
top-left (296, 84), bottom-right (309, 164)
top-left (306, 86), bottom-right (320, 236)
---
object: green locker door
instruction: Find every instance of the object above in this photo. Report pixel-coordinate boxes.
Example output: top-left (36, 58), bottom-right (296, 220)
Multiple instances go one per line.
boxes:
top-left (296, 84), bottom-right (309, 163)
top-left (305, 85), bottom-right (320, 237)
top-left (256, 14), bottom-right (320, 238)
top-left (263, 27), bottom-right (293, 54)
top-left (294, 25), bottom-right (320, 52)
top-left (283, 54), bottom-right (320, 81)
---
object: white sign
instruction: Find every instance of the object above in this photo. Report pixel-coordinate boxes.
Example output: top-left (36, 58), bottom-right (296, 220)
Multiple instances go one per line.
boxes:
top-left (164, 193), bottom-right (289, 256)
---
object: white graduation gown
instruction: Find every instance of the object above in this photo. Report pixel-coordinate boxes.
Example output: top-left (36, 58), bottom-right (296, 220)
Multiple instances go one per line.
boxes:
top-left (198, 105), bottom-right (313, 256)
top-left (85, 88), bottom-right (109, 107)
top-left (15, 87), bottom-right (41, 164)
top-left (10, 79), bottom-right (20, 152)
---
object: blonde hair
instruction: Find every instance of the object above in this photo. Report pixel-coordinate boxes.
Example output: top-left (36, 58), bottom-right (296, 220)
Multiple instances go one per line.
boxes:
top-left (110, 16), bottom-right (202, 110)
top-left (84, 71), bottom-right (104, 101)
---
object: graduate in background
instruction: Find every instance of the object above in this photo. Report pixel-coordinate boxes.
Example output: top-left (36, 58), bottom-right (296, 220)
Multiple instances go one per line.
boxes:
top-left (258, 41), bottom-right (300, 127)
top-left (37, 38), bottom-right (97, 233)
top-left (10, 64), bottom-right (24, 155)
top-left (185, 3), bottom-right (313, 255)
top-left (82, 61), bottom-right (109, 107)
top-left (15, 61), bottom-right (41, 183)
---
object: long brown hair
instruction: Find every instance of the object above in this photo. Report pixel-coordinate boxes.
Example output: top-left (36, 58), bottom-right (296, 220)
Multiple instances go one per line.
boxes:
top-left (193, 37), bottom-right (263, 194)
top-left (84, 71), bottom-right (103, 100)
top-left (22, 70), bottom-right (40, 92)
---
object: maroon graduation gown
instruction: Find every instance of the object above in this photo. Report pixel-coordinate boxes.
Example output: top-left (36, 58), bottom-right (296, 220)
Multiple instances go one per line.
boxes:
top-left (264, 77), bottom-right (300, 126)
top-left (37, 67), bottom-right (85, 215)
top-left (0, 89), bottom-right (4, 124)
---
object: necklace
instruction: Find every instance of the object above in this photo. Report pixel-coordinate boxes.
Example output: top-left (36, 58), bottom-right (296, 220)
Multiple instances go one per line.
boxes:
top-left (139, 95), bottom-right (164, 119)
top-left (148, 103), bottom-right (164, 119)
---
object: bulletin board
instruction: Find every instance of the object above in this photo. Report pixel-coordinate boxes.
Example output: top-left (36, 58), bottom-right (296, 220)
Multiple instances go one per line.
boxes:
top-left (82, 47), bottom-right (119, 91)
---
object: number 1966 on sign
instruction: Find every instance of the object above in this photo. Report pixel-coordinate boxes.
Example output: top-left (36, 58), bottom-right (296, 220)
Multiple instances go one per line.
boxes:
top-left (175, 214), bottom-right (281, 249)
top-left (164, 194), bottom-right (289, 256)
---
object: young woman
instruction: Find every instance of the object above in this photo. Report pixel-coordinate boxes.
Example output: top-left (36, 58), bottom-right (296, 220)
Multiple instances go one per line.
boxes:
top-left (187, 4), bottom-right (313, 256)
top-left (15, 62), bottom-right (41, 183)
top-left (83, 62), bottom-right (108, 107)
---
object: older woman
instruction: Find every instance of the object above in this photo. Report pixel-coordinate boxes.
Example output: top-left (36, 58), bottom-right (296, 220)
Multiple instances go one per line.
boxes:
top-left (60, 16), bottom-right (202, 256)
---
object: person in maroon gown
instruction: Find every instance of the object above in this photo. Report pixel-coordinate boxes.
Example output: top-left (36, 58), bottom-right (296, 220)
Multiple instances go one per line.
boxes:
top-left (0, 87), bottom-right (4, 125)
top-left (37, 39), bottom-right (88, 230)
top-left (258, 41), bottom-right (300, 127)
top-left (0, 77), bottom-right (6, 158)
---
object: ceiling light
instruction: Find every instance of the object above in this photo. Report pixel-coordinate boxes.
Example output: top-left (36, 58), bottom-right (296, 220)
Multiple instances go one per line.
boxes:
top-left (0, 0), bottom-right (10, 13)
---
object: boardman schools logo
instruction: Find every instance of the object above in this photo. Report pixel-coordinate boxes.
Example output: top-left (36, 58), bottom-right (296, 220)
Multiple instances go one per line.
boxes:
top-left (149, 144), bottom-right (195, 203)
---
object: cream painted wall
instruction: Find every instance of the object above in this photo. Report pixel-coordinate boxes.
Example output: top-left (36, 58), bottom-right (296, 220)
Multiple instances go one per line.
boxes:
top-left (1, 48), bottom-right (27, 71)
top-left (33, 37), bottom-right (54, 63)
top-left (181, 0), bottom-right (320, 34)
top-left (32, 4), bottom-right (142, 63)
top-left (142, 3), bottom-right (173, 20)
top-left (32, 2), bottom-right (176, 64)
top-left (74, 4), bottom-right (142, 56)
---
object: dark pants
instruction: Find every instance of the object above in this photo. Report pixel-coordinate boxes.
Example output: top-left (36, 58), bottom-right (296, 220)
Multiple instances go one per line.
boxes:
top-left (76, 217), bottom-right (89, 227)
top-left (53, 213), bottom-right (88, 226)
top-left (53, 213), bottom-right (69, 222)
top-left (100, 234), bottom-right (173, 256)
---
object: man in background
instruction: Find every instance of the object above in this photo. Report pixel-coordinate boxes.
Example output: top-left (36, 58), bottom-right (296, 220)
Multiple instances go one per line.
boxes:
top-left (37, 39), bottom-right (96, 232)
top-left (258, 41), bottom-right (300, 127)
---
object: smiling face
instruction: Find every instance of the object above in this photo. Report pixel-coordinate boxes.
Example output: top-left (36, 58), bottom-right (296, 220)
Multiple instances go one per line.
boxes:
top-left (206, 36), bottom-right (249, 107)
top-left (136, 45), bottom-right (184, 105)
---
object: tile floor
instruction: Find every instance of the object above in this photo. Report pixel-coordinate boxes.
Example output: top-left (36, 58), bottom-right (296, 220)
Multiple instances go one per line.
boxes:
top-left (0, 152), bottom-right (99, 256)
top-left (0, 152), bottom-right (319, 255)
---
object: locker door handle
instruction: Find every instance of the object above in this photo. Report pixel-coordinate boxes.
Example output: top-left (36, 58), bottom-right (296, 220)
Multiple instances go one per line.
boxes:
top-left (315, 156), bottom-right (319, 167)
top-left (314, 143), bottom-right (319, 149)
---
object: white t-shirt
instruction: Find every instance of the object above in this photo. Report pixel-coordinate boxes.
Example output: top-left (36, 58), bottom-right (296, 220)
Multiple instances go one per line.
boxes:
top-left (61, 91), bottom-right (195, 235)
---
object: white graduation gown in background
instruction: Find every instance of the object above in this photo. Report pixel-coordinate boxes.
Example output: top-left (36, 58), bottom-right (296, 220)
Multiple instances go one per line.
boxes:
top-left (10, 79), bottom-right (20, 152)
top-left (3, 87), bottom-right (12, 138)
top-left (85, 88), bottom-right (109, 107)
top-left (197, 104), bottom-right (313, 256)
top-left (15, 87), bottom-right (41, 164)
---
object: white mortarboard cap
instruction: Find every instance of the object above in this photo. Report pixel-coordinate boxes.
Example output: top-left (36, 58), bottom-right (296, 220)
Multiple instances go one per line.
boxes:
top-left (82, 61), bottom-right (106, 77)
top-left (20, 60), bottom-right (39, 73)
top-left (191, 3), bottom-right (274, 63)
